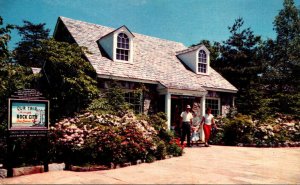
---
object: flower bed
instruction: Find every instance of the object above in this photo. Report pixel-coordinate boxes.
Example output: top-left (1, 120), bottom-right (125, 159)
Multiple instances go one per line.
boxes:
top-left (49, 111), bottom-right (183, 169)
top-left (211, 114), bottom-right (300, 147)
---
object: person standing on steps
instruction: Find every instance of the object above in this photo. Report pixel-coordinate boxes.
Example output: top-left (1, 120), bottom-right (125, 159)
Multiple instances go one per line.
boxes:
top-left (180, 105), bottom-right (193, 147)
top-left (200, 107), bottom-right (216, 147)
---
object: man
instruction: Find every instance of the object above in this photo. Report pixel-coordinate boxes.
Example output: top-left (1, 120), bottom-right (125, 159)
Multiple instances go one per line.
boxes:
top-left (180, 105), bottom-right (193, 147)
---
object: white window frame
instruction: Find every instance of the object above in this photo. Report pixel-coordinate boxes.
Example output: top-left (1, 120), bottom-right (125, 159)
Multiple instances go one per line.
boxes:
top-left (196, 47), bottom-right (210, 75)
top-left (116, 33), bottom-right (130, 61)
top-left (113, 29), bottom-right (133, 63)
top-left (198, 50), bottom-right (207, 73)
top-left (205, 97), bottom-right (220, 116)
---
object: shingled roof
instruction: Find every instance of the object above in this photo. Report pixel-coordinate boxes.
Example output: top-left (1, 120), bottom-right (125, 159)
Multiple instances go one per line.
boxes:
top-left (55, 17), bottom-right (237, 93)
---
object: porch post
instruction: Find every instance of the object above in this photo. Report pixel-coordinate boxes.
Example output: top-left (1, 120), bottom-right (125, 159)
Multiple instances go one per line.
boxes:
top-left (165, 92), bottom-right (171, 130)
top-left (201, 95), bottom-right (206, 117)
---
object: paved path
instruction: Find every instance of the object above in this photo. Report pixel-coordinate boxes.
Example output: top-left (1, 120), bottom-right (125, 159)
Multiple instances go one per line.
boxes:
top-left (1, 146), bottom-right (300, 184)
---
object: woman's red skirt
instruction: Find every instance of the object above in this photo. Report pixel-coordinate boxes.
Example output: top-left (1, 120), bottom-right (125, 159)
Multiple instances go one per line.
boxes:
top-left (203, 124), bottom-right (212, 142)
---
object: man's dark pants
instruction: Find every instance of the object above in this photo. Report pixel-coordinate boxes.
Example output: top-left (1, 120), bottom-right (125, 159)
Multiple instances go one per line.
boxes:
top-left (181, 122), bottom-right (191, 146)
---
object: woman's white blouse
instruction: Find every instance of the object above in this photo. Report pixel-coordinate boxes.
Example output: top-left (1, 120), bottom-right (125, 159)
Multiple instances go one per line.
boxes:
top-left (204, 114), bottom-right (214, 125)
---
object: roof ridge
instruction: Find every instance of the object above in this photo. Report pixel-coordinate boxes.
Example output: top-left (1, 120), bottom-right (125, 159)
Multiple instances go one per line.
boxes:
top-left (59, 16), bottom-right (186, 48)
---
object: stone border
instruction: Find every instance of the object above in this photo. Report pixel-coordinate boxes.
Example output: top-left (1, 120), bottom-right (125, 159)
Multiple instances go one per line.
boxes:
top-left (0, 163), bottom-right (65, 178)
top-left (69, 156), bottom-right (173, 172)
top-left (236, 142), bottom-right (300, 148)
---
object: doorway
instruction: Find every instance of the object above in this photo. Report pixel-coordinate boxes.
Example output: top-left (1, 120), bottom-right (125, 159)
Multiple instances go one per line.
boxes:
top-left (170, 95), bottom-right (201, 132)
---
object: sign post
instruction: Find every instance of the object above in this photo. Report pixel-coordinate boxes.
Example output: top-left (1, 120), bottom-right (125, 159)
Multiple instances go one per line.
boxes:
top-left (6, 89), bottom-right (49, 177)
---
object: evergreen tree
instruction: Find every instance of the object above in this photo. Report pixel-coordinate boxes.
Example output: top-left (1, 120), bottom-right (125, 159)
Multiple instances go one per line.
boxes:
top-left (265, 0), bottom-right (300, 116)
top-left (14, 20), bottom-right (50, 67)
top-left (212, 18), bottom-right (268, 117)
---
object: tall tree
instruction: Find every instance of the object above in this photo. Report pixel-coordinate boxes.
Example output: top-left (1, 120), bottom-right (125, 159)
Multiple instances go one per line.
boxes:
top-left (0, 16), bottom-right (13, 63)
top-left (35, 39), bottom-right (99, 121)
top-left (0, 17), bottom-right (29, 124)
top-left (265, 0), bottom-right (300, 116)
top-left (212, 18), bottom-right (268, 117)
top-left (14, 20), bottom-right (50, 67)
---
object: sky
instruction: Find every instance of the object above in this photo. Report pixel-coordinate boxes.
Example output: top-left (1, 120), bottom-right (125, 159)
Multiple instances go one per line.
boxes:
top-left (1, 0), bottom-right (299, 49)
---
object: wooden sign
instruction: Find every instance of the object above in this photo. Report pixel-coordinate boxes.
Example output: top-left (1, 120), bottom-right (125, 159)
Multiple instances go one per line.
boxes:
top-left (8, 89), bottom-right (49, 137)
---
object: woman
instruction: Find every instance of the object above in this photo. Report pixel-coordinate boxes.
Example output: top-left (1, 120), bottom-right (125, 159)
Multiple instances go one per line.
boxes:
top-left (200, 108), bottom-right (216, 147)
top-left (190, 112), bottom-right (201, 144)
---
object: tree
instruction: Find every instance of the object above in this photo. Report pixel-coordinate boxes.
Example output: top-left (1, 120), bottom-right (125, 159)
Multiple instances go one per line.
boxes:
top-left (264, 0), bottom-right (300, 116)
top-left (0, 17), bottom-right (29, 124)
top-left (212, 18), bottom-right (269, 117)
top-left (14, 20), bottom-right (50, 67)
top-left (0, 16), bottom-right (13, 63)
top-left (36, 39), bottom-right (99, 121)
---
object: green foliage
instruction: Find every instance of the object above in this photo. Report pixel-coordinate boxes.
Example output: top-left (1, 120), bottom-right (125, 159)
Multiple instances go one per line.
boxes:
top-left (35, 39), bottom-right (99, 120)
top-left (223, 114), bottom-right (255, 145)
top-left (211, 18), bottom-right (266, 118)
top-left (0, 17), bottom-right (33, 129)
top-left (155, 141), bottom-right (167, 160)
top-left (0, 16), bottom-right (14, 62)
top-left (158, 129), bottom-right (174, 144)
top-left (14, 20), bottom-right (50, 67)
top-left (87, 97), bottom-right (112, 114)
top-left (263, 0), bottom-right (300, 117)
top-left (166, 143), bottom-right (183, 157)
top-left (87, 81), bottom-right (131, 115)
top-left (145, 154), bottom-right (156, 163)
top-left (147, 112), bottom-right (167, 131)
top-left (105, 81), bottom-right (130, 113)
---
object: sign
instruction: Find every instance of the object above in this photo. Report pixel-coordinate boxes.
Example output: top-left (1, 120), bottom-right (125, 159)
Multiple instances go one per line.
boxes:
top-left (8, 99), bottom-right (49, 131)
top-left (6, 90), bottom-right (50, 177)
top-left (11, 89), bottom-right (45, 100)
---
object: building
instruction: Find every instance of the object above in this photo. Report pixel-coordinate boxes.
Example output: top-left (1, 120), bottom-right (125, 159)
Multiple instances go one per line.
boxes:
top-left (53, 16), bottom-right (238, 129)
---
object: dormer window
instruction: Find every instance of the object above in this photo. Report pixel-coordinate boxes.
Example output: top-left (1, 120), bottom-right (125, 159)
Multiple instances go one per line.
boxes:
top-left (176, 45), bottom-right (210, 75)
top-left (98, 25), bottom-right (134, 63)
top-left (116, 33), bottom-right (130, 61)
top-left (198, 50), bottom-right (207, 73)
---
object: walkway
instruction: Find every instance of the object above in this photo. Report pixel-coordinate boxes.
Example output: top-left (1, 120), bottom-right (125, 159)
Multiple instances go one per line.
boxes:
top-left (1, 146), bottom-right (300, 184)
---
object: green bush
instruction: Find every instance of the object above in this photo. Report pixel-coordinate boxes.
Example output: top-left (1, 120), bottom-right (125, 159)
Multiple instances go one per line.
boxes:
top-left (155, 141), bottom-right (167, 160)
top-left (158, 129), bottom-right (174, 144)
top-left (145, 154), bottom-right (156, 163)
top-left (167, 143), bottom-right (183, 157)
top-left (223, 114), bottom-right (255, 145)
top-left (148, 112), bottom-right (167, 131)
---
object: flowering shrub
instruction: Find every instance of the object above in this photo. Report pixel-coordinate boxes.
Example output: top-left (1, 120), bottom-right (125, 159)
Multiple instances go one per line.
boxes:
top-left (168, 138), bottom-right (184, 156)
top-left (49, 111), bottom-right (183, 167)
top-left (211, 113), bottom-right (300, 147)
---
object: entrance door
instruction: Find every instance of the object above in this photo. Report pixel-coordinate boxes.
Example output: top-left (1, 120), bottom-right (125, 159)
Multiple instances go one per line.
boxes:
top-left (170, 95), bottom-right (201, 129)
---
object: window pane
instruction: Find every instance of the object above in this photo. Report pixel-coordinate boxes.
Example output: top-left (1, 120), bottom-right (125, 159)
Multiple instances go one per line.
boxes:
top-left (116, 33), bottom-right (130, 61)
top-left (124, 92), bottom-right (143, 114)
top-left (206, 99), bottom-right (219, 116)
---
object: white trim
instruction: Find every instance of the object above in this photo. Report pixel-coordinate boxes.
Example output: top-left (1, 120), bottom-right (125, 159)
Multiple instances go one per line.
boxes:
top-left (157, 88), bottom-right (207, 97)
top-left (165, 93), bottom-right (171, 130)
top-left (97, 74), bottom-right (159, 84)
top-left (201, 95), bottom-right (206, 117)
top-left (204, 87), bottom-right (238, 93)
